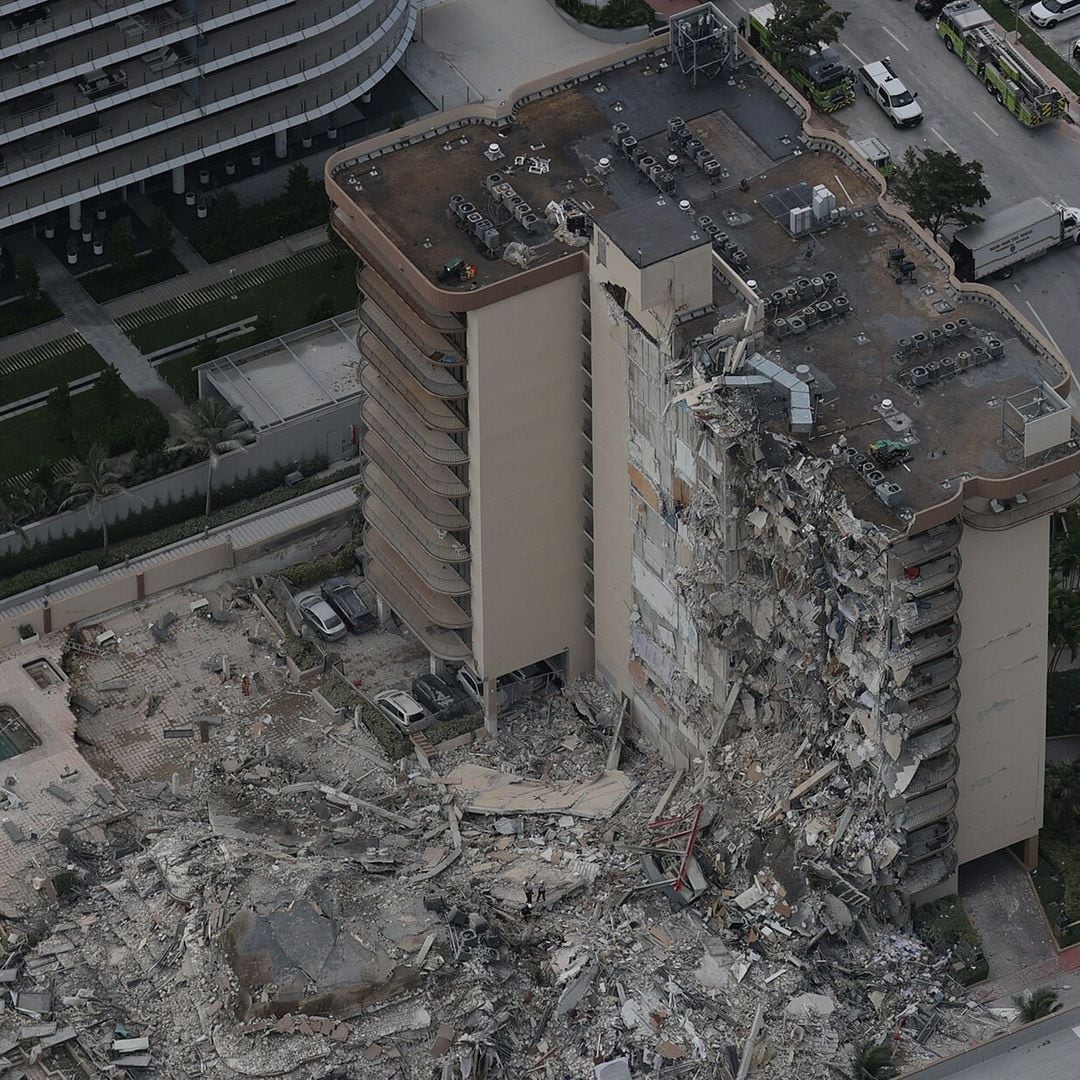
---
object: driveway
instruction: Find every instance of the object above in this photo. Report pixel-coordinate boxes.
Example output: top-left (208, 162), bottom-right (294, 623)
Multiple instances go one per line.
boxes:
top-left (959, 851), bottom-right (1056, 993)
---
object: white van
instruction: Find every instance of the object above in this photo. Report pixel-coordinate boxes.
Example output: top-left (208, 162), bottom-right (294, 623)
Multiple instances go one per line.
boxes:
top-left (858, 58), bottom-right (923, 128)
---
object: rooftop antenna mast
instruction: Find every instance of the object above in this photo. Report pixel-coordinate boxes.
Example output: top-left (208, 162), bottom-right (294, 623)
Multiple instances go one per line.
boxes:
top-left (670, 3), bottom-right (739, 88)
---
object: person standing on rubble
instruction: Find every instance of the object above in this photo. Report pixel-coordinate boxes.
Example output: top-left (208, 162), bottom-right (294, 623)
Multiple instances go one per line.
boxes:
top-left (536, 880), bottom-right (546, 905)
top-left (522, 902), bottom-right (533, 921)
top-left (523, 880), bottom-right (533, 905)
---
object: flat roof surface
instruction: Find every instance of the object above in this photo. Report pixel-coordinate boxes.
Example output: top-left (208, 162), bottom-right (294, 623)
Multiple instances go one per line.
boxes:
top-left (333, 59), bottom-right (799, 289)
top-left (201, 315), bottom-right (361, 430)
top-left (692, 152), bottom-right (1072, 524)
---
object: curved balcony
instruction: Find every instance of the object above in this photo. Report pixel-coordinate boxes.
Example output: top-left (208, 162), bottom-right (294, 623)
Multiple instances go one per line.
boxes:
top-left (903, 748), bottom-right (959, 800)
top-left (888, 622), bottom-right (960, 673)
top-left (894, 587), bottom-right (962, 637)
top-left (366, 529), bottom-right (471, 630)
top-left (363, 473), bottom-right (470, 561)
top-left (901, 848), bottom-right (958, 895)
top-left (904, 814), bottom-right (958, 864)
top-left (363, 516), bottom-right (470, 597)
top-left (361, 457), bottom-right (468, 534)
top-left (905, 717), bottom-right (960, 759)
top-left (885, 686), bottom-right (959, 736)
top-left (362, 388), bottom-right (467, 468)
top-left (883, 719), bottom-right (959, 798)
top-left (366, 560), bottom-right (472, 663)
top-left (358, 298), bottom-right (467, 399)
top-left (891, 520), bottom-right (962, 569)
top-left (353, 251), bottom-right (464, 335)
top-left (893, 657), bottom-right (961, 703)
top-left (360, 350), bottom-right (466, 434)
top-left (893, 553), bottom-right (961, 601)
top-left (896, 780), bottom-right (958, 832)
top-left (963, 476), bottom-right (1080, 531)
top-left (363, 426), bottom-right (467, 502)
top-left (357, 264), bottom-right (466, 353)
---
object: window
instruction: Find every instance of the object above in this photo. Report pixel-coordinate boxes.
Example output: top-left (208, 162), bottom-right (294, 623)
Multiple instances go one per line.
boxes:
top-left (596, 232), bottom-right (607, 266)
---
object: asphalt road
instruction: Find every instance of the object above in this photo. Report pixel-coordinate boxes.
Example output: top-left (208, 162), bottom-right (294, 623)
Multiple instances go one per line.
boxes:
top-left (719, 0), bottom-right (1080, 369)
top-left (901, 1003), bottom-right (1080, 1078)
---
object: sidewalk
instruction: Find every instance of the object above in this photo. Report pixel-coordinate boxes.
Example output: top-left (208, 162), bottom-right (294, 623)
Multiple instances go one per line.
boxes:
top-left (103, 226), bottom-right (328, 320)
top-left (0, 314), bottom-right (76, 358)
top-left (5, 233), bottom-right (184, 425)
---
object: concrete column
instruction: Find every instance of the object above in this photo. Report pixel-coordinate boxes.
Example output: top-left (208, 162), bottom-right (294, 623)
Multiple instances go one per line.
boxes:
top-left (172, 165), bottom-right (185, 195)
top-left (68, 200), bottom-right (82, 232)
top-left (429, 656), bottom-right (448, 677)
top-left (1022, 834), bottom-right (1039, 871)
top-left (274, 129), bottom-right (288, 159)
top-left (482, 678), bottom-right (499, 736)
top-left (375, 594), bottom-right (392, 626)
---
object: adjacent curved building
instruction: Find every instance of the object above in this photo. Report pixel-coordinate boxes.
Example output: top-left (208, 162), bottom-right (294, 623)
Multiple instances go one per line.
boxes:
top-left (0, 0), bottom-right (414, 230)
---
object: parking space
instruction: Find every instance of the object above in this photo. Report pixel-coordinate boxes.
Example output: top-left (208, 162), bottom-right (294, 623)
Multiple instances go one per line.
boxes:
top-left (1017, 2), bottom-right (1080, 63)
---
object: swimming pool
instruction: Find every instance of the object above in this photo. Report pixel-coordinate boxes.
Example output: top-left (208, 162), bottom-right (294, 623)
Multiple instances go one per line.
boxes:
top-left (0, 706), bottom-right (41, 761)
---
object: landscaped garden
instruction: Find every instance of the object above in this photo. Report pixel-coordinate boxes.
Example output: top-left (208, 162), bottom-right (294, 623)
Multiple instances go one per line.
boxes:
top-left (912, 895), bottom-right (989, 985)
top-left (0, 340), bottom-right (105, 408)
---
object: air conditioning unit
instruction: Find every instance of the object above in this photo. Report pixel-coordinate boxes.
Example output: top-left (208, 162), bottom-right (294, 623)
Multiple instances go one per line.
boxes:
top-left (876, 482), bottom-right (904, 507)
top-left (789, 206), bottom-right (813, 236)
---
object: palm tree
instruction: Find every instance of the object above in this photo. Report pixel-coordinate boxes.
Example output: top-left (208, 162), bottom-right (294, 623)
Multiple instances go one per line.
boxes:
top-left (1044, 760), bottom-right (1080, 833)
top-left (59, 445), bottom-right (124, 555)
top-left (850, 1042), bottom-right (898, 1080)
top-left (0, 491), bottom-right (29, 551)
top-left (1049, 582), bottom-right (1080, 671)
top-left (1013, 986), bottom-right (1061, 1024)
top-left (1051, 515), bottom-right (1080, 590)
top-left (166, 398), bottom-right (252, 520)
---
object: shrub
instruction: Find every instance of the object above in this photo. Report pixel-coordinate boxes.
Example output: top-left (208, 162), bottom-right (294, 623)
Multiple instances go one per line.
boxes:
top-left (554, 0), bottom-right (654, 29)
top-left (318, 673), bottom-right (412, 760)
top-left (913, 896), bottom-right (988, 985)
top-left (281, 547), bottom-right (355, 587)
top-left (428, 711), bottom-right (484, 745)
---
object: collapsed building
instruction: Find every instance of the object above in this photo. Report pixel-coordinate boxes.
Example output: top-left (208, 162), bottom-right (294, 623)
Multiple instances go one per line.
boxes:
top-left (326, 1), bottom-right (1077, 918)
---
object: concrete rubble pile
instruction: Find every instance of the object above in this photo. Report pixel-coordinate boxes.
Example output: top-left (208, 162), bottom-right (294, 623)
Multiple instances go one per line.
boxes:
top-left (0, 595), bottom-right (998, 1080)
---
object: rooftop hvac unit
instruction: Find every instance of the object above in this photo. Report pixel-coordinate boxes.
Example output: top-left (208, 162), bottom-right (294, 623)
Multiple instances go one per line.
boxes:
top-left (704, 223), bottom-right (720, 238)
top-left (472, 216), bottom-right (492, 237)
top-left (484, 173), bottom-right (504, 192)
top-left (703, 159), bottom-right (724, 178)
top-left (620, 136), bottom-right (638, 156)
top-left (694, 148), bottom-right (712, 168)
top-left (612, 121), bottom-right (630, 138)
top-left (638, 155), bottom-right (657, 173)
top-left (789, 206), bottom-right (813, 236)
top-left (685, 137), bottom-right (703, 156)
top-left (466, 211), bottom-right (483, 229)
top-left (669, 125), bottom-right (691, 147)
top-left (648, 164), bottom-right (664, 184)
top-left (449, 194), bottom-right (465, 214)
top-left (876, 482), bottom-right (904, 507)
top-left (631, 146), bottom-right (649, 165)
top-left (458, 201), bottom-right (475, 219)
top-left (482, 226), bottom-right (500, 250)
top-left (521, 214), bottom-right (542, 234)
top-left (513, 202), bottom-right (533, 222)
top-left (657, 172), bottom-right (676, 194)
top-left (697, 215), bottom-right (713, 229)
top-left (666, 116), bottom-right (685, 136)
top-left (812, 184), bottom-right (837, 221)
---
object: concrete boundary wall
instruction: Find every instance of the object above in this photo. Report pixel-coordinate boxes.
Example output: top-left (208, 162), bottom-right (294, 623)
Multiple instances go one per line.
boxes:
top-left (543, 0), bottom-right (652, 42)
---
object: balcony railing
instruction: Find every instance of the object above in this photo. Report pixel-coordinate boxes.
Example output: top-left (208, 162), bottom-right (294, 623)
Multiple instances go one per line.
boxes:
top-left (887, 686), bottom-right (960, 737)
top-left (363, 486), bottom-right (470, 565)
top-left (366, 531), bottom-right (471, 629)
top-left (893, 554), bottom-right (961, 601)
top-left (363, 521), bottom-right (469, 596)
top-left (900, 848), bottom-right (957, 895)
top-left (366, 561), bottom-right (472, 662)
top-left (904, 716), bottom-right (960, 760)
top-left (963, 476), bottom-right (1080, 531)
top-left (891, 519), bottom-right (962, 569)
top-left (362, 453), bottom-right (468, 532)
top-left (358, 301), bottom-right (467, 399)
top-left (362, 394), bottom-right (467, 468)
top-left (582, 343), bottom-right (591, 374)
top-left (893, 657), bottom-right (961, 703)
top-left (888, 622), bottom-right (960, 671)
top-left (904, 814), bottom-right (958, 863)
top-left (355, 261), bottom-right (465, 335)
top-left (895, 587), bottom-right (962, 637)
top-left (897, 781), bottom-right (958, 832)
top-left (359, 352), bottom-right (466, 433)
top-left (903, 748), bottom-right (959, 800)
top-left (363, 428), bottom-right (467, 500)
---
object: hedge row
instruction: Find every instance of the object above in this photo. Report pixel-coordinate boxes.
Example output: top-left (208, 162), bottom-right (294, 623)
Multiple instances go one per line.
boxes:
top-left (280, 546), bottom-right (356, 588)
top-left (0, 462), bottom-right (359, 601)
top-left (1041, 834), bottom-right (1080, 922)
top-left (319, 673), bottom-right (413, 761)
top-left (554, 0), bottom-right (653, 29)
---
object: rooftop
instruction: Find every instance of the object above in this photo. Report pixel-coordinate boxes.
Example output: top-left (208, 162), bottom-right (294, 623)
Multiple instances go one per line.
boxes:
top-left (198, 315), bottom-right (361, 431)
top-left (330, 57), bottom-right (798, 288)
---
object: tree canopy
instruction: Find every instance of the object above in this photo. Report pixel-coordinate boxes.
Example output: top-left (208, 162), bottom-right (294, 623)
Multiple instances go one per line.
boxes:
top-left (766, 0), bottom-right (849, 59)
top-left (890, 147), bottom-right (991, 238)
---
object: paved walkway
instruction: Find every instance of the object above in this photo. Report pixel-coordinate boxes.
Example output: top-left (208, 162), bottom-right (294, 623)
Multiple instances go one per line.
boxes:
top-left (1046, 736), bottom-right (1080, 764)
top-left (961, 851), bottom-right (1059, 1001)
top-left (6, 233), bottom-right (184, 424)
top-left (0, 313), bottom-right (76, 358)
top-left (124, 190), bottom-right (208, 274)
top-left (103, 225), bottom-right (328, 320)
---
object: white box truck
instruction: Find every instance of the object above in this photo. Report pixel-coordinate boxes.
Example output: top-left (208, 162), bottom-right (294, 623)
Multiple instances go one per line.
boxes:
top-left (949, 196), bottom-right (1080, 280)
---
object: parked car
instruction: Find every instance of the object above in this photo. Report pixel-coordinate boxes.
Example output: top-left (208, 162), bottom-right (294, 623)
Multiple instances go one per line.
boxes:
top-left (294, 591), bottom-right (346, 642)
top-left (914, 0), bottom-right (947, 17)
top-left (455, 666), bottom-right (508, 711)
top-left (1073, 36), bottom-right (1080, 61)
top-left (1030, 0), bottom-right (1080, 26)
top-left (374, 689), bottom-right (430, 734)
top-left (411, 673), bottom-right (464, 717)
top-left (319, 577), bottom-right (375, 633)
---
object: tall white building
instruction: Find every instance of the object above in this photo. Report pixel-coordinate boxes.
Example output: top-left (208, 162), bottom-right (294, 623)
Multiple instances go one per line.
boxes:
top-left (0, 0), bottom-right (413, 231)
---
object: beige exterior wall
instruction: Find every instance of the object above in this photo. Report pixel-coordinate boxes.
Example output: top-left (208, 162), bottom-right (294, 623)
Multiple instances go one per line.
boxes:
top-left (465, 272), bottom-right (592, 682)
top-left (954, 514), bottom-right (1049, 864)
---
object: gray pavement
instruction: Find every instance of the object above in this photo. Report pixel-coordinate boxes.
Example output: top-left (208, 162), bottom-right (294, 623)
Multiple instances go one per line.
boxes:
top-left (1046, 735), bottom-right (1080, 763)
top-left (902, 1003), bottom-right (1080, 1078)
top-left (124, 190), bottom-right (208, 274)
top-left (7, 232), bottom-right (184, 424)
top-left (960, 851), bottom-right (1056, 987)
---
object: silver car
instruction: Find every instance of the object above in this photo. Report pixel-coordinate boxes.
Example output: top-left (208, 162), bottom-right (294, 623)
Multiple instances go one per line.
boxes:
top-left (295, 591), bottom-right (347, 642)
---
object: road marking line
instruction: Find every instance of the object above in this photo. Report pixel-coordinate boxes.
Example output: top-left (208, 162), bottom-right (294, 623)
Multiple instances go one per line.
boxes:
top-left (972, 110), bottom-right (1000, 136)
top-left (1026, 300), bottom-right (1062, 354)
top-left (930, 126), bottom-right (957, 153)
top-left (842, 43), bottom-right (866, 66)
top-left (882, 26), bottom-right (910, 51)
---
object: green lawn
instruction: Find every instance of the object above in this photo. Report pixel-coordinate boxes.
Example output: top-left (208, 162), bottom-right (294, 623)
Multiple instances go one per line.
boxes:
top-left (156, 349), bottom-right (201, 401)
top-left (127, 257), bottom-right (356, 354)
top-left (1047, 669), bottom-right (1080, 736)
top-left (0, 343), bottom-right (105, 407)
top-left (0, 388), bottom-right (105, 480)
top-left (79, 251), bottom-right (186, 303)
top-left (0, 294), bottom-right (62, 338)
